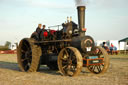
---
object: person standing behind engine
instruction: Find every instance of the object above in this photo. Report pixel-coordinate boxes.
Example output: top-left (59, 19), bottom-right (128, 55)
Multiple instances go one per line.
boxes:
top-left (35, 24), bottom-right (42, 40)
top-left (42, 25), bottom-right (46, 30)
top-left (31, 24), bottom-right (42, 40)
top-left (41, 25), bottom-right (46, 33)
top-left (36, 24), bottom-right (42, 34)
top-left (40, 25), bottom-right (48, 40)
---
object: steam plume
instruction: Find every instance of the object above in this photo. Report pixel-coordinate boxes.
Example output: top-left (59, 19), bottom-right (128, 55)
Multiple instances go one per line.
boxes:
top-left (75, 0), bottom-right (88, 6)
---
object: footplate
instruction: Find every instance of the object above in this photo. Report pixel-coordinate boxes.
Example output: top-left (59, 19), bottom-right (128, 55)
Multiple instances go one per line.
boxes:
top-left (83, 56), bottom-right (104, 66)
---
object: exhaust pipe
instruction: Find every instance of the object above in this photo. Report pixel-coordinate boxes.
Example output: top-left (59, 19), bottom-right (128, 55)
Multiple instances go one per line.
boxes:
top-left (77, 6), bottom-right (86, 36)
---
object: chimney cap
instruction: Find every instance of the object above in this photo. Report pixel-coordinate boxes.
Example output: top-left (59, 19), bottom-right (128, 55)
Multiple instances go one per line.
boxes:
top-left (77, 6), bottom-right (85, 8)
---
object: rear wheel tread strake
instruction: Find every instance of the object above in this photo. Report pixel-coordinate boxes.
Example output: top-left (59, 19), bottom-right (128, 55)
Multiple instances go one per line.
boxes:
top-left (17, 38), bottom-right (41, 72)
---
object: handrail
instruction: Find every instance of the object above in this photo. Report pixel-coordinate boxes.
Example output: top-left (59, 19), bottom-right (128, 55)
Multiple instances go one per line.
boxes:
top-left (48, 25), bottom-right (62, 30)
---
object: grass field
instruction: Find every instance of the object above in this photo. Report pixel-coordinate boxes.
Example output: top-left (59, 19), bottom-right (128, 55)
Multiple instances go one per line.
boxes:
top-left (0, 54), bottom-right (128, 85)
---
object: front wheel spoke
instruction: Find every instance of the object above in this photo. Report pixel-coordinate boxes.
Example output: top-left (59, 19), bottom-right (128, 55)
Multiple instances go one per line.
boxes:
top-left (90, 65), bottom-right (96, 71)
top-left (88, 65), bottom-right (93, 70)
top-left (98, 51), bottom-right (102, 55)
top-left (97, 65), bottom-right (101, 72)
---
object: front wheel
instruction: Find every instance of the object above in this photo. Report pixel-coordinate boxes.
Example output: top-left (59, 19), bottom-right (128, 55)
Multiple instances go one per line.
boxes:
top-left (87, 46), bottom-right (110, 74)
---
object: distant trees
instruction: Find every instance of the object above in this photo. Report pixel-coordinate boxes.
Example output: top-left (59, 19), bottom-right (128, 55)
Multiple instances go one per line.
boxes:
top-left (0, 41), bottom-right (11, 50)
top-left (5, 41), bottom-right (11, 47)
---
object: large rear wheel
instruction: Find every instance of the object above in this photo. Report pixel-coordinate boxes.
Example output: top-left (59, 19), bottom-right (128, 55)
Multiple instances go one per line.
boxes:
top-left (58, 47), bottom-right (83, 77)
top-left (17, 38), bottom-right (41, 72)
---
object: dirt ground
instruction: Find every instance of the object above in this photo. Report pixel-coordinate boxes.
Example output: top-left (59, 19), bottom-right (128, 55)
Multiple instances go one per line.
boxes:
top-left (0, 54), bottom-right (128, 85)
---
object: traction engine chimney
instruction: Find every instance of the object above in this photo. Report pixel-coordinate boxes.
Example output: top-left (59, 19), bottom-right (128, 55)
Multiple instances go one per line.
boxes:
top-left (77, 6), bottom-right (86, 36)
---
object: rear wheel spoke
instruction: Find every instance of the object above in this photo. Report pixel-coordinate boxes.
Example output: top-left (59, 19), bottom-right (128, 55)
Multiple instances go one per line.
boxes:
top-left (62, 65), bottom-right (68, 70)
top-left (24, 42), bottom-right (30, 50)
top-left (24, 65), bottom-right (29, 71)
top-left (62, 61), bottom-right (68, 65)
top-left (21, 42), bottom-right (32, 71)
top-left (58, 47), bottom-right (83, 77)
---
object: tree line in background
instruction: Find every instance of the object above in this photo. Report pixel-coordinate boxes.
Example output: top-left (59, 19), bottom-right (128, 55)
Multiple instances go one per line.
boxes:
top-left (0, 41), bottom-right (11, 50)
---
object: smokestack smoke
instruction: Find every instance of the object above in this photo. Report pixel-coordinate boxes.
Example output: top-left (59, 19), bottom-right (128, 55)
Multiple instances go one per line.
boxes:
top-left (75, 0), bottom-right (88, 7)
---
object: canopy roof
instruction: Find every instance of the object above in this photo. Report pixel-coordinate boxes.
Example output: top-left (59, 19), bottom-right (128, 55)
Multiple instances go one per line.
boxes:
top-left (119, 37), bottom-right (128, 42)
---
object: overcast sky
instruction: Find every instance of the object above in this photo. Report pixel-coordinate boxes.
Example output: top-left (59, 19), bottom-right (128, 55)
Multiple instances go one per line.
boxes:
top-left (0, 0), bottom-right (128, 45)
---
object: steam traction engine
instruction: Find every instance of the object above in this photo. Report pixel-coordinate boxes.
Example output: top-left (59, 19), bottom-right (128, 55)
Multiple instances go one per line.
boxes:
top-left (17, 6), bottom-right (109, 76)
